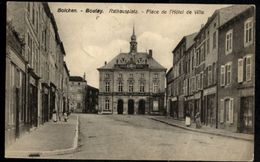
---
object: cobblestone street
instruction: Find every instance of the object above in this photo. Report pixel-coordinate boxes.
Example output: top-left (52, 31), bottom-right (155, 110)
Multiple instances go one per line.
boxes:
top-left (47, 114), bottom-right (253, 161)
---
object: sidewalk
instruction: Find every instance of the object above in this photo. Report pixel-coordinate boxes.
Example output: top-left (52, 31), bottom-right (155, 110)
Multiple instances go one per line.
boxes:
top-left (5, 114), bottom-right (79, 158)
top-left (148, 116), bottom-right (254, 142)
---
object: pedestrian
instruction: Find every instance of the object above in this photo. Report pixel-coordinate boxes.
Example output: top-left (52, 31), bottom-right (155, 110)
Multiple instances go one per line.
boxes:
top-left (185, 110), bottom-right (191, 127)
top-left (63, 112), bottom-right (68, 122)
top-left (53, 109), bottom-right (57, 122)
top-left (195, 111), bottom-right (201, 128)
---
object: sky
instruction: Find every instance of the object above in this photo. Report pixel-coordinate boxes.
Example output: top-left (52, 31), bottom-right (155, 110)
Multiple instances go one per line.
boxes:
top-left (49, 3), bottom-right (230, 88)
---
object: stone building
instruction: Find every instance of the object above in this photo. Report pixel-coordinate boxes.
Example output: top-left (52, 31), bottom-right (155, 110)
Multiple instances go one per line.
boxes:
top-left (85, 85), bottom-right (99, 113)
top-left (167, 5), bottom-right (254, 130)
top-left (167, 33), bottom-right (197, 120)
top-left (5, 22), bottom-right (27, 148)
top-left (63, 62), bottom-right (70, 113)
top-left (6, 2), bottom-right (69, 148)
top-left (217, 6), bottom-right (255, 133)
top-left (68, 76), bottom-right (87, 113)
top-left (97, 27), bottom-right (166, 115)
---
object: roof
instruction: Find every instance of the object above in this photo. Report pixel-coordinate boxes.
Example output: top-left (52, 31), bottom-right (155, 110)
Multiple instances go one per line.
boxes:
top-left (172, 32), bottom-right (197, 54)
top-left (63, 61), bottom-right (70, 76)
top-left (218, 6), bottom-right (254, 29)
top-left (87, 84), bottom-right (99, 91)
top-left (166, 67), bottom-right (173, 76)
top-left (185, 33), bottom-right (197, 50)
top-left (98, 52), bottom-right (166, 70)
top-left (69, 76), bottom-right (86, 82)
top-left (195, 5), bottom-right (251, 39)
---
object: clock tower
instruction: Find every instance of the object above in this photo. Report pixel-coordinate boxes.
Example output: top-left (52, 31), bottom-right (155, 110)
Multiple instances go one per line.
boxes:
top-left (130, 26), bottom-right (137, 54)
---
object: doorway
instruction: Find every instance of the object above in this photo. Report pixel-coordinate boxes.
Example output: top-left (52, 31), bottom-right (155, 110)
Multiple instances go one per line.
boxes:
top-left (138, 99), bottom-right (145, 114)
top-left (117, 99), bottom-right (124, 114)
top-left (128, 100), bottom-right (134, 114)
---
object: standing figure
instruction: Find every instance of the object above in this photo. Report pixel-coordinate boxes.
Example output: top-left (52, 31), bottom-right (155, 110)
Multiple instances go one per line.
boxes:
top-left (53, 109), bottom-right (57, 122)
top-left (185, 110), bottom-right (191, 127)
top-left (195, 111), bottom-right (201, 128)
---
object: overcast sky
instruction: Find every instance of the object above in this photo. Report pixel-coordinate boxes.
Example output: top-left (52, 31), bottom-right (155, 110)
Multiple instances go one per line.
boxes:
top-left (49, 3), bottom-right (230, 88)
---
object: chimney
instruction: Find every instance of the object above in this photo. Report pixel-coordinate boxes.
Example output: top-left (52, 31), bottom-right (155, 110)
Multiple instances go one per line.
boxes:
top-left (105, 61), bottom-right (107, 65)
top-left (148, 49), bottom-right (153, 58)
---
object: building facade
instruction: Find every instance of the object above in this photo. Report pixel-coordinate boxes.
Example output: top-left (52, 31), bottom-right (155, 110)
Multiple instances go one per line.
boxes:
top-left (68, 76), bottom-right (87, 113)
top-left (217, 6), bottom-right (255, 133)
top-left (98, 28), bottom-right (166, 115)
top-left (5, 23), bottom-right (27, 148)
top-left (63, 62), bottom-right (70, 113)
top-left (167, 33), bottom-right (197, 120)
top-left (85, 85), bottom-right (99, 113)
top-left (166, 5), bottom-right (254, 134)
top-left (6, 2), bottom-right (69, 148)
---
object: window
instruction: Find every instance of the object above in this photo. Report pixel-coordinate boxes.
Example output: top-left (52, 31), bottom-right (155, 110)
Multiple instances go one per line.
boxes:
top-left (105, 99), bottom-right (110, 110)
top-left (226, 63), bottom-right (232, 85)
top-left (153, 82), bottom-right (158, 93)
top-left (238, 58), bottom-right (244, 83)
top-left (225, 29), bottom-right (233, 54)
top-left (212, 63), bottom-right (216, 84)
top-left (244, 17), bottom-right (253, 46)
top-left (154, 73), bottom-right (158, 79)
top-left (153, 100), bottom-right (159, 111)
top-left (220, 98), bottom-right (234, 124)
top-left (129, 81), bottom-right (133, 92)
top-left (220, 65), bottom-right (225, 86)
top-left (206, 38), bottom-right (210, 54)
top-left (119, 73), bottom-right (122, 78)
top-left (78, 82), bottom-right (80, 85)
top-left (129, 73), bottom-right (133, 78)
top-left (220, 99), bottom-right (224, 123)
top-left (208, 65), bottom-right (212, 86)
top-left (105, 81), bottom-right (110, 92)
top-left (118, 81), bottom-right (123, 92)
top-left (140, 82), bottom-right (144, 92)
top-left (200, 72), bottom-right (203, 89)
top-left (238, 55), bottom-right (253, 83)
top-left (245, 56), bottom-right (252, 81)
top-left (105, 73), bottom-right (110, 78)
top-left (225, 98), bottom-right (234, 123)
top-left (183, 79), bottom-right (187, 95)
top-left (196, 75), bottom-right (200, 90)
top-left (213, 31), bottom-right (216, 49)
top-left (141, 73), bottom-right (144, 78)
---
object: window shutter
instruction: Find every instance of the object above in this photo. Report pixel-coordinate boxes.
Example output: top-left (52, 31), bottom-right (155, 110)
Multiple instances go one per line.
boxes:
top-left (238, 59), bottom-right (244, 83)
top-left (220, 99), bottom-right (224, 123)
top-left (220, 66), bottom-right (225, 86)
top-left (229, 98), bottom-right (234, 124)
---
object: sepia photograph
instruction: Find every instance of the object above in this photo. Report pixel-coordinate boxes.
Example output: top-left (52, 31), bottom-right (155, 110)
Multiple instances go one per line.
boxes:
top-left (4, 1), bottom-right (255, 161)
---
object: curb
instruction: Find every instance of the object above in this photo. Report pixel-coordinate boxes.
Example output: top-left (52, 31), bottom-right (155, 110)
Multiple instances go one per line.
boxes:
top-left (150, 117), bottom-right (253, 142)
top-left (6, 115), bottom-right (80, 158)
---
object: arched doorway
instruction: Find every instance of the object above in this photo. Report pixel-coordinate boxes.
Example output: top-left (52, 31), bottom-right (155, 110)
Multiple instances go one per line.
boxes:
top-left (138, 99), bottom-right (145, 115)
top-left (128, 99), bottom-right (134, 114)
top-left (117, 99), bottom-right (124, 114)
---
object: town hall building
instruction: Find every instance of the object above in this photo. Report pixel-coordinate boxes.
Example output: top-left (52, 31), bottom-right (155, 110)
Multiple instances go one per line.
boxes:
top-left (97, 27), bottom-right (167, 115)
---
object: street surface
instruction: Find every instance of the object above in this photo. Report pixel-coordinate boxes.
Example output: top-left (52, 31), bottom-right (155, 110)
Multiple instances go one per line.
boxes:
top-left (48, 114), bottom-right (253, 161)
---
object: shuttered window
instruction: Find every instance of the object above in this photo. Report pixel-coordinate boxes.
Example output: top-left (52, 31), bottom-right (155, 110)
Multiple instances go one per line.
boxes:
top-left (238, 59), bottom-right (244, 83)
top-left (220, 65), bottom-right (225, 86)
top-left (229, 98), bottom-right (234, 124)
top-left (246, 56), bottom-right (252, 81)
top-left (220, 99), bottom-right (224, 123)
top-left (226, 63), bottom-right (232, 85)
